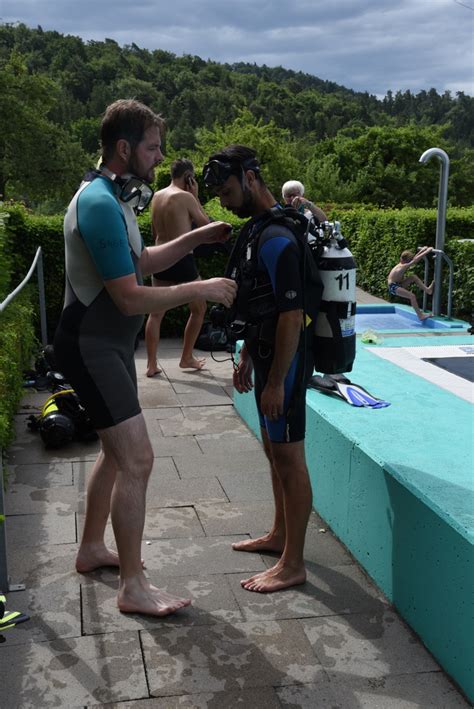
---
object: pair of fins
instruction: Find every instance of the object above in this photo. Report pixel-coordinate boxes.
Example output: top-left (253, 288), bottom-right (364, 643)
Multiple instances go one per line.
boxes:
top-left (309, 373), bottom-right (391, 409)
top-left (0, 593), bottom-right (29, 632)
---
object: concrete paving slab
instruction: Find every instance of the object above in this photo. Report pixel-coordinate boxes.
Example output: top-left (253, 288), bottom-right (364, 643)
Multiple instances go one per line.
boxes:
top-left (196, 432), bottom-right (263, 456)
top-left (150, 434), bottom-right (203, 459)
top-left (141, 618), bottom-right (324, 696)
top-left (82, 573), bottom-right (243, 635)
top-left (141, 536), bottom-right (266, 577)
top-left (7, 542), bottom-right (78, 588)
top-left (6, 510), bottom-right (77, 548)
top-left (159, 405), bottom-right (248, 437)
top-left (301, 611), bottom-right (440, 679)
top-left (177, 389), bottom-right (232, 406)
top-left (88, 687), bottom-right (282, 708)
top-left (173, 447), bottom-right (268, 478)
top-left (5, 483), bottom-right (82, 515)
top-left (6, 461), bottom-right (74, 488)
top-left (77, 506), bottom-right (204, 546)
top-left (0, 632), bottom-right (148, 707)
top-left (138, 379), bottom-right (181, 408)
top-left (215, 469), bottom-right (274, 502)
top-left (1, 576), bottom-right (81, 646)
top-left (194, 500), bottom-right (276, 537)
top-left (142, 406), bottom-right (183, 420)
top-left (228, 562), bottom-right (387, 621)
top-left (73, 457), bottom-right (181, 497)
top-left (145, 475), bottom-right (228, 508)
top-left (277, 671), bottom-right (470, 708)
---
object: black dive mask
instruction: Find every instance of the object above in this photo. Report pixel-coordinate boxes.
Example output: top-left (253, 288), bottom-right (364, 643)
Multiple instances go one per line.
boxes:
top-left (202, 157), bottom-right (260, 188)
top-left (99, 167), bottom-right (153, 213)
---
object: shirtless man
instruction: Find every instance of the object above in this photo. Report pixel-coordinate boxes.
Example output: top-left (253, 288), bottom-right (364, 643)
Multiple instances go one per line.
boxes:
top-left (145, 159), bottom-right (210, 376)
top-left (387, 246), bottom-right (434, 320)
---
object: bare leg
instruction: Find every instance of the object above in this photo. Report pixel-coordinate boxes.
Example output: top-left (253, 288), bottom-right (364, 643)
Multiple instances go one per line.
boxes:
top-left (402, 275), bottom-right (434, 295)
top-left (145, 310), bottom-right (166, 377)
top-left (95, 414), bottom-right (191, 616)
top-left (232, 428), bottom-right (286, 553)
top-left (75, 449), bottom-right (121, 572)
top-left (392, 284), bottom-right (431, 320)
top-left (241, 439), bottom-right (312, 593)
top-left (180, 287), bottom-right (207, 370)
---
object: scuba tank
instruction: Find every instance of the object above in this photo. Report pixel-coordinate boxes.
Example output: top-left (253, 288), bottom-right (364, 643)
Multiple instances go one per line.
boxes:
top-left (311, 221), bottom-right (356, 374)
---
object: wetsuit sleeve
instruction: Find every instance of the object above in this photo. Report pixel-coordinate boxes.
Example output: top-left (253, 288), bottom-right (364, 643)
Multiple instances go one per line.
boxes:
top-left (258, 226), bottom-right (304, 312)
top-left (77, 188), bottom-right (136, 280)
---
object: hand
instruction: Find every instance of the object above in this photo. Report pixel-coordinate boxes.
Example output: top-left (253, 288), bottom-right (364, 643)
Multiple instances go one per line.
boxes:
top-left (201, 277), bottom-right (237, 308)
top-left (233, 354), bottom-right (254, 393)
top-left (260, 383), bottom-right (285, 420)
top-left (291, 196), bottom-right (304, 210)
top-left (194, 221), bottom-right (232, 245)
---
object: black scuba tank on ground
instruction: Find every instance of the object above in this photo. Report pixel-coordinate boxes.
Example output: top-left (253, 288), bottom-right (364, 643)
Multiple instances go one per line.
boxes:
top-left (27, 369), bottom-right (98, 449)
top-left (310, 221), bottom-right (356, 374)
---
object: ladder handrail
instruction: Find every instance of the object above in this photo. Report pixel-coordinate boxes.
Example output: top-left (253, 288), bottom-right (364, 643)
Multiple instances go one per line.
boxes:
top-left (420, 249), bottom-right (453, 319)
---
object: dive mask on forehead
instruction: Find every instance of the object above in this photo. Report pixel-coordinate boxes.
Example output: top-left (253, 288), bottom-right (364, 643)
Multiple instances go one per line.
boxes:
top-left (202, 157), bottom-right (260, 187)
top-left (98, 166), bottom-right (153, 213)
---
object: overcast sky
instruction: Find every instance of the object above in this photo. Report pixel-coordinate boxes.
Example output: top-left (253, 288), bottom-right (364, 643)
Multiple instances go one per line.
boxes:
top-left (3, 0), bottom-right (473, 97)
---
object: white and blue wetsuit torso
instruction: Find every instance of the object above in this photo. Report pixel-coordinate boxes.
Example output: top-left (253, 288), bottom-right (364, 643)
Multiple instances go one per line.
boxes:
top-left (54, 175), bottom-right (145, 429)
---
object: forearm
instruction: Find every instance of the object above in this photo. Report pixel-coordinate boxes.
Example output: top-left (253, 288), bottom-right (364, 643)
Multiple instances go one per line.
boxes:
top-left (141, 231), bottom-right (201, 276)
top-left (116, 281), bottom-right (206, 316)
top-left (307, 202), bottom-right (327, 223)
top-left (267, 310), bottom-right (303, 386)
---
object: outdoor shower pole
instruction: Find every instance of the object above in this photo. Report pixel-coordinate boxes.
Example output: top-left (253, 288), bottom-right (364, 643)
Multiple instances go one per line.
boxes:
top-left (419, 147), bottom-right (450, 317)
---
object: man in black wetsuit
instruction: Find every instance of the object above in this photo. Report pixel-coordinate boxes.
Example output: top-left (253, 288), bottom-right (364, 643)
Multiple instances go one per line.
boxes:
top-left (54, 100), bottom-right (236, 617)
top-left (203, 145), bottom-right (314, 593)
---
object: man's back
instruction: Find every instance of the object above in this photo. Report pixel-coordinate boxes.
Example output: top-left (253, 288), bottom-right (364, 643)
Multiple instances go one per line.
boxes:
top-left (152, 184), bottom-right (196, 244)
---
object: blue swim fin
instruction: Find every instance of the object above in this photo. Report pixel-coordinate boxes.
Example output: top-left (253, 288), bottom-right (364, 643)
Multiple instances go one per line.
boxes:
top-left (334, 381), bottom-right (391, 408)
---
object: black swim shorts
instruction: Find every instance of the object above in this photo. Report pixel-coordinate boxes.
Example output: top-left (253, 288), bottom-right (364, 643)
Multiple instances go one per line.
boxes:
top-left (153, 253), bottom-right (199, 283)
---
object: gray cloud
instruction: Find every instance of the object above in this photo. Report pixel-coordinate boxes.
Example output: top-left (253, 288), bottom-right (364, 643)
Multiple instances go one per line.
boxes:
top-left (3, 0), bottom-right (473, 96)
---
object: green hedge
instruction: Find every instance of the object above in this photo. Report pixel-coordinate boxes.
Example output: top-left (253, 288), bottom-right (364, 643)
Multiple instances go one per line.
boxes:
top-left (3, 202), bottom-right (473, 341)
top-left (331, 207), bottom-right (474, 319)
top-left (0, 206), bottom-right (36, 457)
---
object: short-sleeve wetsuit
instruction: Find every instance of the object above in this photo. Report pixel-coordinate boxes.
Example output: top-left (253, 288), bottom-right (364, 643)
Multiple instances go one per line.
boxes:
top-left (244, 220), bottom-right (313, 443)
top-left (53, 174), bottom-right (145, 429)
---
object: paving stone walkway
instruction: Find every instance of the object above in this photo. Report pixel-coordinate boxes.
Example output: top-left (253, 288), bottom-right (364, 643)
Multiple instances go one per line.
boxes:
top-left (1, 339), bottom-right (468, 708)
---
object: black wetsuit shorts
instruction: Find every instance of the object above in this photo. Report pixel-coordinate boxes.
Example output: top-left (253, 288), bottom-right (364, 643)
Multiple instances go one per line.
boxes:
top-left (153, 253), bottom-right (199, 283)
top-left (246, 336), bottom-right (314, 443)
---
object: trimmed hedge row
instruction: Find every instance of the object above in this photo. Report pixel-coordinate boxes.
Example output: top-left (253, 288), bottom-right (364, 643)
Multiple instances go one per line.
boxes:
top-left (3, 202), bottom-right (473, 342)
top-left (334, 207), bottom-right (474, 317)
top-left (0, 207), bottom-right (36, 456)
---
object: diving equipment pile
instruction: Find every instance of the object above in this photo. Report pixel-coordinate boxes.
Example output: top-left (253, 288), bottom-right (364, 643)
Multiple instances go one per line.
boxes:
top-left (309, 373), bottom-right (391, 408)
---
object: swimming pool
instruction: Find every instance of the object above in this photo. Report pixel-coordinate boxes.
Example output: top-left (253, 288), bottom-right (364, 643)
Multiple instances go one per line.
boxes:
top-left (355, 304), bottom-right (470, 334)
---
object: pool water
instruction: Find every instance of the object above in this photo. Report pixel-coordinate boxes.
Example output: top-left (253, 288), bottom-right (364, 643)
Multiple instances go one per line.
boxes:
top-left (355, 313), bottom-right (427, 332)
top-left (355, 304), bottom-right (469, 333)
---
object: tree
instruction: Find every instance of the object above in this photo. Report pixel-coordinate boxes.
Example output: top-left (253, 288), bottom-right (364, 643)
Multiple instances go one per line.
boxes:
top-left (0, 51), bottom-right (89, 202)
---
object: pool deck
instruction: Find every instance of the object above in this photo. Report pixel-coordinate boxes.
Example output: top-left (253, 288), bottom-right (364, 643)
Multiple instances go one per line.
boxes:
top-left (1, 334), bottom-right (470, 708)
top-left (234, 307), bottom-right (473, 702)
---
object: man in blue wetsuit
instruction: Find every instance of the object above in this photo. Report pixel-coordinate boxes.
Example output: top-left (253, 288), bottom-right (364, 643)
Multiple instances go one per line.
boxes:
top-left (54, 100), bottom-right (236, 617)
top-left (203, 145), bottom-right (314, 593)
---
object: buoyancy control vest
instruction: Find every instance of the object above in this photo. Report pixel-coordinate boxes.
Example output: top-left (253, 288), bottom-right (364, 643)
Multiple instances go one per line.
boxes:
top-left (223, 206), bottom-right (356, 374)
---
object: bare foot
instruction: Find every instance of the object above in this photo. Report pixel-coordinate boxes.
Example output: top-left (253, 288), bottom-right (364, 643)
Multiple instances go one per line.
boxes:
top-left (146, 364), bottom-right (162, 377)
top-left (118, 580), bottom-right (191, 616)
top-left (75, 543), bottom-right (145, 573)
top-left (232, 533), bottom-right (285, 554)
top-left (179, 355), bottom-right (206, 370)
top-left (427, 281), bottom-right (435, 295)
top-left (419, 312), bottom-right (432, 321)
top-left (240, 564), bottom-right (306, 593)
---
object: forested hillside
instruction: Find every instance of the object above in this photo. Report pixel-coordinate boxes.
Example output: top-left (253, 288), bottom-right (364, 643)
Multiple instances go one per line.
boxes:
top-left (1, 23), bottom-right (473, 210)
